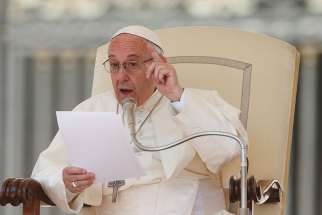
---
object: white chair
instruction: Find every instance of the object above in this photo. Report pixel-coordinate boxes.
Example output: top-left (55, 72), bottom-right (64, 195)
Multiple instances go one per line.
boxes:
top-left (92, 26), bottom-right (300, 215)
top-left (0, 26), bottom-right (299, 215)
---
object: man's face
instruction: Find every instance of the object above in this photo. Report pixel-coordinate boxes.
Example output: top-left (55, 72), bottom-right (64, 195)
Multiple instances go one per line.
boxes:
top-left (108, 34), bottom-right (156, 106)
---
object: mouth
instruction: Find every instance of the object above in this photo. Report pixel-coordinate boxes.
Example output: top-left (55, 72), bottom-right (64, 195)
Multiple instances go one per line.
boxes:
top-left (118, 88), bottom-right (134, 96)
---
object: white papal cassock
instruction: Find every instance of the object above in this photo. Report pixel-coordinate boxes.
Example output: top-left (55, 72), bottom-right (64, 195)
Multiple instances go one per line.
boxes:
top-left (31, 88), bottom-right (246, 215)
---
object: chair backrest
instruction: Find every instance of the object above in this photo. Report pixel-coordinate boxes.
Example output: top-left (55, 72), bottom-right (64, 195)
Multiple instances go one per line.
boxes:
top-left (91, 26), bottom-right (300, 215)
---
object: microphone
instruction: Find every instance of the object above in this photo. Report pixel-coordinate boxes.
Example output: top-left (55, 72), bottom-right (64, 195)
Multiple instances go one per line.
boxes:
top-left (121, 96), bottom-right (249, 215)
top-left (121, 97), bottom-right (137, 136)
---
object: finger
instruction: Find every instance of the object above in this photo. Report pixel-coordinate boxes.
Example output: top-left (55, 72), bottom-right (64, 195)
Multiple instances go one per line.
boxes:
top-left (66, 176), bottom-right (95, 193)
top-left (153, 65), bottom-right (164, 84)
top-left (71, 182), bottom-right (93, 193)
top-left (153, 64), bottom-right (168, 84)
top-left (68, 184), bottom-right (88, 194)
top-left (153, 64), bottom-right (160, 83)
top-left (71, 186), bottom-right (86, 193)
top-left (72, 178), bottom-right (94, 188)
top-left (158, 69), bottom-right (168, 85)
top-left (64, 166), bottom-right (87, 175)
top-left (146, 62), bottom-right (156, 79)
top-left (66, 172), bottom-right (95, 183)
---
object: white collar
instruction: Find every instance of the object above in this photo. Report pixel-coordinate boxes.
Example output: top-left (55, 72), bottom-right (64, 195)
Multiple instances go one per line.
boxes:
top-left (136, 90), bottom-right (162, 113)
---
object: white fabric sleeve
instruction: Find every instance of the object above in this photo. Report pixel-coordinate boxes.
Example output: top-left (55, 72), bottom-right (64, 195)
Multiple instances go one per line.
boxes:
top-left (31, 132), bottom-right (84, 213)
top-left (31, 95), bottom-right (108, 212)
top-left (66, 189), bottom-right (80, 203)
top-left (170, 89), bottom-right (186, 113)
top-left (172, 88), bottom-right (248, 173)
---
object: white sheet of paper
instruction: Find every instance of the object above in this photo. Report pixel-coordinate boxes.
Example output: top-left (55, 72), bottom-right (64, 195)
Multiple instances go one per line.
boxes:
top-left (56, 111), bottom-right (144, 182)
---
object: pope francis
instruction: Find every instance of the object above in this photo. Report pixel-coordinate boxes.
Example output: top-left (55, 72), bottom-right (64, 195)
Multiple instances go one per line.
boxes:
top-left (31, 25), bottom-right (247, 215)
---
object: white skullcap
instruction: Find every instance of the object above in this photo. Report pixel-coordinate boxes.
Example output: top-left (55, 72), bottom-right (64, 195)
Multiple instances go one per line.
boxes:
top-left (112, 25), bottom-right (163, 52)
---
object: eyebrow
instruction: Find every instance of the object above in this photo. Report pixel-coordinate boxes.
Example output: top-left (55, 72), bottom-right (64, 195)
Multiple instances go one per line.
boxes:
top-left (108, 54), bottom-right (141, 59)
top-left (127, 54), bottom-right (140, 58)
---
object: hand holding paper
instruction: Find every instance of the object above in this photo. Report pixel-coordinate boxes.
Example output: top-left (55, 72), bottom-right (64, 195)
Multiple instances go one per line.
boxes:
top-left (56, 111), bottom-right (144, 183)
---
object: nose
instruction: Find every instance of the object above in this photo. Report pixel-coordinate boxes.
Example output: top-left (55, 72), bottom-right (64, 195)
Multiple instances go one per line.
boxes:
top-left (119, 64), bottom-right (127, 73)
top-left (114, 67), bottom-right (130, 80)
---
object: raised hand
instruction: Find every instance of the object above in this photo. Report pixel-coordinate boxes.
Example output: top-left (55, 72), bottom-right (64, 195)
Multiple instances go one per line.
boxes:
top-left (145, 46), bottom-right (183, 102)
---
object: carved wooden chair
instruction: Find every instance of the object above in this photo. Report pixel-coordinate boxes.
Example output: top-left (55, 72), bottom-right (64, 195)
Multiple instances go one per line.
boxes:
top-left (0, 26), bottom-right (299, 215)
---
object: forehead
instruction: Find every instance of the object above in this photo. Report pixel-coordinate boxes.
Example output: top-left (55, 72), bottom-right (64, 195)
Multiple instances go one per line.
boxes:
top-left (108, 34), bottom-right (148, 58)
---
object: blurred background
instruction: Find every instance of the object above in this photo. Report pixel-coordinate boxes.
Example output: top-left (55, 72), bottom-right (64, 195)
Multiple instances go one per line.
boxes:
top-left (0, 0), bottom-right (321, 214)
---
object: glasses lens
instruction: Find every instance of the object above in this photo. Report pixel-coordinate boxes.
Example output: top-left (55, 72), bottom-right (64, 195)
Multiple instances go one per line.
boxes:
top-left (102, 60), bottom-right (111, 73)
top-left (109, 63), bottom-right (120, 73)
top-left (103, 59), bottom-right (148, 74)
top-left (126, 61), bottom-right (139, 71)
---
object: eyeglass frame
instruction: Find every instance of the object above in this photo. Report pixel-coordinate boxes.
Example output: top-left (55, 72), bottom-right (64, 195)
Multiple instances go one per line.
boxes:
top-left (102, 57), bottom-right (153, 74)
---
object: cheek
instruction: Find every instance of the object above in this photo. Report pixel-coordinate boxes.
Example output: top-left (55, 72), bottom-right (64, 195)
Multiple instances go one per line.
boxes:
top-left (137, 79), bottom-right (155, 95)
top-left (111, 76), bottom-right (118, 90)
top-left (134, 76), bottom-right (148, 89)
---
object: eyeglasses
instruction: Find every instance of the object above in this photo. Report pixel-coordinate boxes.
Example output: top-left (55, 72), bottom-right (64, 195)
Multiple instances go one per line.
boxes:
top-left (102, 58), bottom-right (153, 74)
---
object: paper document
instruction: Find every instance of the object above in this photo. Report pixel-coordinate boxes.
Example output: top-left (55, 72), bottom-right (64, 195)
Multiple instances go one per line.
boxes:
top-left (56, 111), bottom-right (144, 182)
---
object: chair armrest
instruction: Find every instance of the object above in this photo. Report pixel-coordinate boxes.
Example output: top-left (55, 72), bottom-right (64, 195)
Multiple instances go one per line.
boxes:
top-left (229, 176), bottom-right (281, 204)
top-left (0, 178), bottom-right (55, 207)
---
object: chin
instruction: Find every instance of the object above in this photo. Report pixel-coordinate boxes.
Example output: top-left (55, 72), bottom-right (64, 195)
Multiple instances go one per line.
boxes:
top-left (117, 93), bottom-right (136, 104)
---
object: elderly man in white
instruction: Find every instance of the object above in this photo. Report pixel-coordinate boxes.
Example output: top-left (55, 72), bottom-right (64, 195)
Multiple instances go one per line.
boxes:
top-left (31, 25), bottom-right (246, 215)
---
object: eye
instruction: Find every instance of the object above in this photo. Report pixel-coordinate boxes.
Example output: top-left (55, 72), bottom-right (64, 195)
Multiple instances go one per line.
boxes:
top-left (110, 62), bottom-right (119, 68)
top-left (128, 61), bottom-right (138, 67)
top-left (126, 61), bottom-right (139, 71)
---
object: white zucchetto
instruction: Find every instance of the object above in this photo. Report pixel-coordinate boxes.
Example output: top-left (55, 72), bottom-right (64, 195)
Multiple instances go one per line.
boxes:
top-left (112, 25), bottom-right (163, 52)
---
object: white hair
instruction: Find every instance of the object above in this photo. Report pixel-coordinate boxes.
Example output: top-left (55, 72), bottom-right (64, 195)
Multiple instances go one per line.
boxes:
top-left (147, 41), bottom-right (164, 55)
